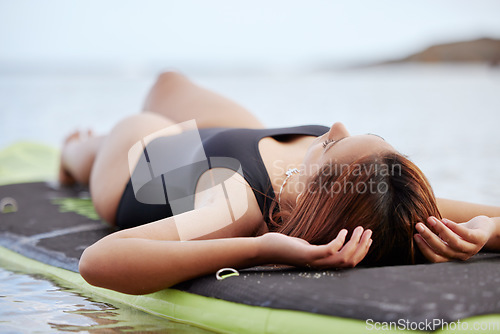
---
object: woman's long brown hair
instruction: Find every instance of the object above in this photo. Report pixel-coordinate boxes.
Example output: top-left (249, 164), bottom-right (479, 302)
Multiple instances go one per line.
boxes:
top-left (268, 152), bottom-right (441, 266)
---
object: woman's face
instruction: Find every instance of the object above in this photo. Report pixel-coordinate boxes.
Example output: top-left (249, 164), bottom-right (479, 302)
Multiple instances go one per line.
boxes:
top-left (299, 122), bottom-right (395, 182)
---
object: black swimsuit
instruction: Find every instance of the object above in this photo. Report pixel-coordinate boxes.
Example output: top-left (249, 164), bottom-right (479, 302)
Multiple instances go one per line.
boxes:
top-left (115, 125), bottom-right (329, 229)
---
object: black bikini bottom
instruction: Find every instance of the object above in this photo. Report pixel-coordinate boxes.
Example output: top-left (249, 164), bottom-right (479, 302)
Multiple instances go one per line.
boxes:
top-left (115, 178), bottom-right (173, 229)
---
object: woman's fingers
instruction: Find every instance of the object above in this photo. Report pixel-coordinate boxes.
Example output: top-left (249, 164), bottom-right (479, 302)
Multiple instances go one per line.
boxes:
top-left (349, 228), bottom-right (372, 254)
top-left (415, 221), bottom-right (465, 260)
top-left (350, 229), bottom-right (373, 264)
top-left (338, 226), bottom-right (363, 252)
top-left (327, 229), bottom-right (348, 253)
top-left (336, 226), bottom-right (372, 267)
top-left (414, 234), bottom-right (448, 263)
top-left (416, 217), bottom-right (484, 261)
top-left (307, 230), bottom-right (347, 264)
top-left (425, 217), bottom-right (478, 255)
top-left (442, 218), bottom-right (485, 244)
top-left (311, 227), bottom-right (372, 268)
top-left (415, 222), bottom-right (448, 253)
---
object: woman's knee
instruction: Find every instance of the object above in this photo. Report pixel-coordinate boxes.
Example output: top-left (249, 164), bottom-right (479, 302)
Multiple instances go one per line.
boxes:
top-left (90, 113), bottom-right (174, 222)
top-left (112, 113), bottom-right (173, 137)
top-left (154, 71), bottom-right (190, 89)
top-left (95, 114), bottom-right (174, 177)
top-left (142, 71), bottom-right (193, 112)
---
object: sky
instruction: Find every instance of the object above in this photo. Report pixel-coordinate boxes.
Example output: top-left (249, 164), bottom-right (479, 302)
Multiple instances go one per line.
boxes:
top-left (1, 0), bottom-right (500, 72)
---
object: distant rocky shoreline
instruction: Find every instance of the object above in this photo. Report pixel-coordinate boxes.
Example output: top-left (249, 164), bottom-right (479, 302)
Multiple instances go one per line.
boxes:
top-left (384, 38), bottom-right (500, 65)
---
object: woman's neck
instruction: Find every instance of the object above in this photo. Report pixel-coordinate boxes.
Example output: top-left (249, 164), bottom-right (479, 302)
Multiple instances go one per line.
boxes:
top-left (258, 135), bottom-right (316, 204)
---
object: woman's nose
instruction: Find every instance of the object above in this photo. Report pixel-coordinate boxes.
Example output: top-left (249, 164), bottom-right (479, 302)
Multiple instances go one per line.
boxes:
top-left (328, 122), bottom-right (350, 139)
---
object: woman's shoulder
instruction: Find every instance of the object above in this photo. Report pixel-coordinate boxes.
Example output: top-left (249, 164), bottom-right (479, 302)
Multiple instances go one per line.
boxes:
top-left (193, 167), bottom-right (268, 237)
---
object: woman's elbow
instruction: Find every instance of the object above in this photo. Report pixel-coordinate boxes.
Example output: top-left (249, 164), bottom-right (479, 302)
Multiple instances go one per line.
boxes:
top-left (79, 244), bottom-right (109, 289)
top-left (79, 239), bottom-right (160, 295)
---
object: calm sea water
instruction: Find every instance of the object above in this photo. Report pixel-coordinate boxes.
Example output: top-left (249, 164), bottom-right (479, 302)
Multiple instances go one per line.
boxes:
top-left (0, 260), bottom-right (213, 333)
top-left (0, 64), bottom-right (499, 332)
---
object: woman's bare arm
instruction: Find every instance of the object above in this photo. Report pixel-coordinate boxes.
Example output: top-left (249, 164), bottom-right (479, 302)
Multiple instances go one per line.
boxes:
top-left (415, 215), bottom-right (499, 263)
top-left (80, 166), bottom-right (372, 295)
top-left (80, 179), bottom-right (266, 294)
top-left (485, 217), bottom-right (500, 251)
top-left (437, 198), bottom-right (500, 222)
top-left (79, 204), bottom-right (372, 295)
top-left (436, 199), bottom-right (500, 249)
top-left (414, 199), bottom-right (500, 262)
top-left (80, 230), bottom-right (261, 294)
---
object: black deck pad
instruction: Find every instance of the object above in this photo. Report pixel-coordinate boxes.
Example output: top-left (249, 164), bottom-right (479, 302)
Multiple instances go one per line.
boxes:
top-left (1, 182), bottom-right (499, 329)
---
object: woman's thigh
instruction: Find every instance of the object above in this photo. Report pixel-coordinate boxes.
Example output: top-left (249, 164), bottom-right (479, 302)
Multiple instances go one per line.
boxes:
top-left (142, 72), bottom-right (265, 129)
top-left (90, 112), bottom-right (177, 224)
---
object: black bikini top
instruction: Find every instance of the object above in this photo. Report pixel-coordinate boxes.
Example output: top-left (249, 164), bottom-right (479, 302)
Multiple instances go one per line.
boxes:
top-left (200, 125), bottom-right (328, 223)
top-left (132, 125), bottom-right (329, 226)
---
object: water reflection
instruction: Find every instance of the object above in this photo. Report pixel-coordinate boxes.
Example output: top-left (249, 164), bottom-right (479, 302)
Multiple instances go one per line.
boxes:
top-left (0, 265), bottom-right (213, 333)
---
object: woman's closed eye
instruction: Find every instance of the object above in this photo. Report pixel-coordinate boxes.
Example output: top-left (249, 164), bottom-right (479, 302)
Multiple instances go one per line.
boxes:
top-left (323, 137), bottom-right (347, 152)
top-left (322, 139), bottom-right (335, 148)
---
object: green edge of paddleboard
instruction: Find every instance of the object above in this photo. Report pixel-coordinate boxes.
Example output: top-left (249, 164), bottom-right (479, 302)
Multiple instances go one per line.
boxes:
top-left (1, 141), bottom-right (499, 333)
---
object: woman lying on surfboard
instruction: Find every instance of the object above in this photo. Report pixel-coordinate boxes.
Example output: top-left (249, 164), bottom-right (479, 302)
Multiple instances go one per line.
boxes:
top-left (59, 72), bottom-right (500, 295)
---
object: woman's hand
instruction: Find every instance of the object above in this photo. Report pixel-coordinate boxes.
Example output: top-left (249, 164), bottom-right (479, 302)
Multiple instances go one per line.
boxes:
top-left (258, 226), bottom-right (372, 269)
top-left (414, 216), bottom-right (495, 263)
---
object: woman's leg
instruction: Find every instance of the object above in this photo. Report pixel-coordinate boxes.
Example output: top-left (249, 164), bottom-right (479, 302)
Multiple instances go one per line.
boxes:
top-left (62, 72), bottom-right (259, 185)
top-left (59, 130), bottom-right (105, 185)
top-left (89, 112), bottom-right (177, 225)
top-left (71, 72), bottom-right (264, 223)
top-left (142, 72), bottom-right (265, 129)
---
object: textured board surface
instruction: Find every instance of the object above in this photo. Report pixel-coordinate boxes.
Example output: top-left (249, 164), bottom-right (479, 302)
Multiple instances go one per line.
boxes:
top-left (1, 142), bottom-right (500, 333)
